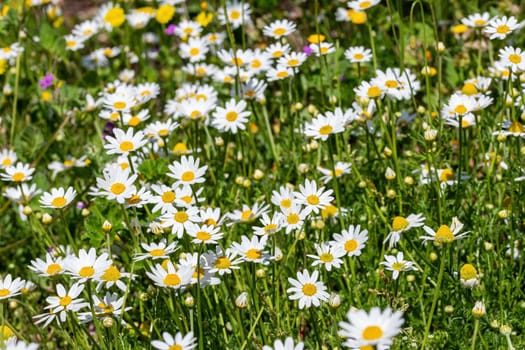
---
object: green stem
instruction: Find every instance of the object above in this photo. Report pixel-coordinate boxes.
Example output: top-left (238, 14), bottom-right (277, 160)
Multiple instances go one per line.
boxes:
top-left (471, 319), bottom-right (479, 350)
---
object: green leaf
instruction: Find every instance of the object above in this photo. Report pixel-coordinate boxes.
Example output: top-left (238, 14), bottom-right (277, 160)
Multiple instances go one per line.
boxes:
top-left (138, 157), bottom-right (169, 182)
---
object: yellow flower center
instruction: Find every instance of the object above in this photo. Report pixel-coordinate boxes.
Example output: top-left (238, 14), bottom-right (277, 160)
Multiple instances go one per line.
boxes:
top-left (2, 158), bottom-right (12, 166)
top-left (280, 199), bottom-right (292, 209)
top-left (460, 264), bottom-right (477, 280)
top-left (101, 265), bottom-right (121, 281)
top-left (245, 248), bottom-right (261, 260)
top-left (439, 169), bottom-right (455, 182)
top-left (196, 231), bottom-right (211, 241)
top-left (360, 1), bottom-right (372, 8)
top-left (173, 143), bottom-right (188, 154)
top-left (321, 204), bottom-right (337, 218)
top-left (189, 47), bottom-right (200, 56)
top-left (509, 54), bottom-right (522, 64)
top-left (128, 116), bottom-right (141, 127)
top-left (461, 83), bottom-right (478, 95)
top-left (174, 211), bottom-right (188, 223)
top-left (168, 345), bottom-right (182, 350)
top-left (454, 104), bottom-right (467, 115)
top-left (287, 213), bottom-right (300, 224)
top-left (110, 183), bottom-right (126, 195)
top-left (319, 125), bottom-right (333, 135)
top-left (264, 223), bottom-right (278, 235)
top-left (119, 141), bottom-right (134, 152)
top-left (158, 129), bottom-right (169, 137)
top-left (276, 71), bottom-right (289, 78)
top-left (150, 248), bottom-right (166, 257)
top-left (0, 289), bottom-right (10, 298)
top-left (204, 218), bottom-right (217, 226)
top-left (104, 7), bottom-right (125, 27)
top-left (59, 295), bottom-right (72, 307)
top-left (79, 266), bottom-right (95, 278)
top-left (435, 225), bottom-right (454, 243)
top-left (46, 263), bottom-right (62, 275)
top-left (113, 101), bottom-right (126, 110)
top-left (344, 239), bottom-right (358, 252)
top-left (12, 172), bottom-right (25, 182)
top-left (181, 171), bottom-right (195, 182)
top-left (367, 86), bottom-right (381, 98)
top-left (215, 256), bottom-right (231, 269)
top-left (162, 191), bottom-right (176, 203)
top-left (474, 19), bottom-right (486, 26)
top-left (320, 46), bottom-right (329, 54)
top-left (163, 273), bottom-right (181, 286)
top-left (306, 194), bottom-right (320, 205)
top-left (273, 28), bottom-right (286, 36)
top-left (226, 111), bottom-right (238, 122)
top-left (354, 53), bottom-right (364, 60)
top-left (319, 253), bottom-right (333, 263)
top-left (63, 159), bottom-right (74, 167)
top-left (251, 60), bottom-right (261, 68)
top-left (241, 209), bottom-right (254, 222)
top-left (51, 196), bottom-right (67, 207)
top-left (302, 283), bottom-right (317, 296)
top-left (385, 80), bottom-right (398, 88)
top-left (362, 325), bottom-right (383, 341)
top-left (98, 302), bottom-right (115, 314)
top-left (229, 10), bottom-right (241, 20)
top-left (509, 121), bottom-right (525, 133)
top-left (496, 25), bottom-right (509, 34)
top-left (392, 262), bottom-right (405, 271)
top-left (307, 34), bottom-right (325, 44)
top-left (184, 28), bottom-right (193, 35)
top-left (272, 50), bottom-right (283, 58)
top-left (181, 196), bottom-right (192, 204)
top-left (392, 216), bottom-right (409, 231)
top-left (287, 59), bottom-right (299, 67)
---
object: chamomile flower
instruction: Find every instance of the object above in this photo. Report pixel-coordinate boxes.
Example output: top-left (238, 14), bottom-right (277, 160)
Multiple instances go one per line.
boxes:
top-left (63, 248), bottom-right (112, 282)
top-left (161, 206), bottom-right (200, 238)
top-left (354, 80), bottom-right (384, 100)
top-left (0, 43), bottom-right (24, 60)
top-left (198, 207), bottom-right (222, 227)
top-left (186, 223), bottom-right (223, 244)
top-left (167, 156), bottom-right (208, 186)
top-left (494, 120), bottom-right (525, 137)
top-left (150, 184), bottom-right (179, 213)
top-left (151, 331), bottom-right (197, 350)
top-left (204, 246), bottom-right (243, 275)
top-left (344, 46), bottom-right (373, 63)
top-left (231, 235), bottom-right (271, 264)
top-left (228, 202), bottom-right (270, 224)
top-left (271, 185), bottom-right (296, 211)
top-left (102, 86), bottom-right (137, 113)
top-left (444, 112), bottom-right (476, 128)
top-left (266, 65), bottom-right (294, 81)
top-left (134, 239), bottom-right (178, 261)
top-left (218, 1), bottom-right (252, 29)
top-left (4, 183), bottom-right (41, 204)
top-left (0, 274), bottom-right (25, 300)
top-left (252, 213), bottom-right (284, 236)
top-left (277, 52), bottom-right (308, 70)
top-left (237, 78), bottom-right (267, 101)
top-left (372, 67), bottom-right (420, 100)
top-left (294, 179), bottom-right (334, 215)
top-left (174, 20), bottom-right (203, 38)
top-left (3, 338), bottom-right (39, 350)
top-left (498, 46), bottom-right (525, 71)
top-left (287, 269), bottom-right (329, 309)
top-left (39, 283), bottom-right (88, 326)
top-left (265, 43), bottom-right (291, 59)
top-left (96, 265), bottom-right (133, 292)
top-left (383, 214), bottom-right (425, 248)
top-left (339, 307), bottom-right (404, 348)
top-left (0, 148), bottom-right (17, 168)
top-left (39, 187), bottom-right (77, 209)
top-left (123, 110), bottom-right (151, 128)
top-left (1, 163), bottom-right (35, 183)
top-left (420, 217), bottom-right (469, 245)
top-left (262, 337), bottom-right (304, 350)
top-left (317, 161), bottom-right (352, 183)
top-left (461, 12), bottom-right (491, 28)
top-left (264, 19), bottom-right (297, 39)
top-left (280, 204), bottom-right (308, 234)
top-left (146, 261), bottom-right (193, 291)
top-left (72, 19), bottom-right (102, 39)
top-left (381, 252), bottom-right (417, 280)
top-left (304, 112), bottom-right (345, 141)
top-left (331, 225), bottom-right (369, 257)
top-left (309, 42), bottom-right (335, 56)
top-left (104, 127), bottom-right (148, 155)
top-left (80, 292), bottom-right (130, 322)
top-left (91, 165), bottom-right (137, 204)
top-left (460, 263), bottom-right (479, 288)
top-left (308, 242), bottom-right (345, 271)
top-left (180, 37), bottom-right (209, 63)
top-left (442, 93), bottom-right (477, 118)
top-left (348, 0), bottom-right (381, 11)
top-left (29, 253), bottom-right (65, 277)
top-left (484, 16), bottom-right (519, 40)
top-left (212, 98), bottom-right (251, 133)
top-left (126, 10), bottom-right (153, 29)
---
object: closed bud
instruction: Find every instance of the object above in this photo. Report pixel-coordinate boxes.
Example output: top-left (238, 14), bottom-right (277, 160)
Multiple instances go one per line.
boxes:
top-left (496, 132), bottom-right (507, 142)
top-left (490, 319), bottom-right (499, 329)
top-left (252, 169), bottom-right (264, 180)
top-left (140, 292), bottom-right (149, 301)
top-left (499, 325), bottom-right (512, 336)
top-left (385, 167), bottom-right (396, 180)
top-left (404, 176), bottom-right (414, 185)
top-left (444, 305), bottom-right (454, 314)
top-left (148, 221), bottom-right (163, 235)
top-left (298, 163), bottom-right (309, 174)
top-left (329, 95), bottom-right (337, 105)
top-left (242, 179), bottom-right (251, 188)
top-left (430, 252), bottom-right (438, 261)
top-left (309, 140), bottom-right (319, 151)
top-left (329, 293), bottom-right (341, 308)
top-left (315, 220), bottom-right (325, 229)
top-left (274, 246), bottom-right (283, 262)
top-left (235, 176), bottom-right (244, 185)
top-left (383, 147), bottom-right (392, 157)
top-left (102, 220), bottom-right (112, 233)
top-left (215, 136), bottom-right (224, 147)
top-left (437, 41), bottom-right (445, 53)
top-left (424, 128), bottom-right (437, 141)
top-left (386, 189), bottom-right (396, 199)
top-left (256, 269), bottom-right (266, 278)
top-left (22, 206), bottom-right (32, 216)
top-left (472, 301), bottom-right (486, 318)
top-left (103, 317), bottom-right (114, 328)
top-left (184, 294), bottom-right (195, 307)
top-left (81, 208), bottom-right (90, 217)
top-left (484, 241), bottom-right (493, 251)
top-left (236, 292), bottom-right (249, 309)
top-left (406, 274), bottom-right (415, 282)
top-left (498, 209), bottom-right (508, 219)
top-left (42, 213), bottom-right (53, 225)
top-left (358, 180), bottom-right (367, 188)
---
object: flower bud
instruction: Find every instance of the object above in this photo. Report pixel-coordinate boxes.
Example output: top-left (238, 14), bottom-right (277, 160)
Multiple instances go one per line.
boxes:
top-left (236, 292), bottom-right (249, 309)
top-left (102, 220), bottom-right (112, 233)
top-left (329, 293), bottom-right (341, 308)
top-left (42, 213), bottom-right (53, 224)
top-left (472, 301), bottom-right (486, 318)
top-left (385, 167), bottom-right (396, 180)
top-left (23, 206), bottom-right (32, 216)
top-left (252, 169), bottom-right (264, 180)
top-left (256, 269), bottom-right (266, 278)
top-left (444, 305), bottom-right (454, 314)
top-left (103, 317), bottom-right (114, 328)
top-left (424, 129), bottom-right (437, 141)
top-left (460, 263), bottom-right (479, 288)
top-left (499, 324), bottom-right (512, 336)
top-left (184, 294), bottom-right (195, 307)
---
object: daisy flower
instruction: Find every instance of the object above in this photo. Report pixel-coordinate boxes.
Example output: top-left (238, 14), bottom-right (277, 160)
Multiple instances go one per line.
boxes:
top-left (339, 307), bottom-right (404, 348)
top-left (331, 225), bottom-right (369, 257)
top-left (204, 246), bottom-right (243, 276)
top-left (266, 65), bottom-right (294, 81)
top-left (63, 247), bottom-right (112, 282)
top-left (167, 156), bottom-right (208, 186)
top-left (317, 161), bottom-right (352, 184)
top-left (444, 112), bottom-right (476, 129)
top-left (134, 239), bottom-right (178, 261)
top-left (29, 252), bottom-right (65, 277)
top-left (494, 120), bottom-right (525, 138)
top-left (441, 93), bottom-right (477, 118)
top-left (146, 261), bottom-right (193, 291)
top-left (179, 37), bottom-right (209, 63)
top-left (198, 207), bottom-right (223, 227)
top-left (218, 1), bottom-right (252, 29)
top-left (3, 338), bottom-right (39, 350)
top-left (420, 217), bottom-right (469, 245)
top-left (104, 127), bottom-right (148, 155)
top-left (39, 187), bottom-right (77, 209)
top-left (186, 223), bottom-right (223, 245)
top-left (271, 185), bottom-right (296, 211)
top-left (237, 78), bottom-right (267, 101)
top-left (265, 43), bottom-right (291, 59)
top-left (228, 202), bottom-right (270, 224)
top-left (160, 206), bottom-right (200, 238)
top-left (277, 52), bottom-right (308, 70)
top-left (0, 148), bottom-right (17, 168)
top-left (484, 16), bottom-right (519, 40)
top-left (307, 242), bottom-right (345, 271)
top-left (280, 203), bottom-right (308, 234)
top-left (212, 98), bottom-right (251, 133)
top-left (381, 252), bottom-right (417, 280)
top-left (123, 109), bottom-right (151, 127)
top-left (72, 19), bottom-right (102, 39)
top-left (372, 67), bottom-right (420, 101)
top-left (38, 283), bottom-right (87, 326)
top-left (0, 274), bottom-right (25, 300)
top-left (252, 213), bottom-right (284, 236)
top-left (151, 331), bottom-right (197, 350)
top-left (231, 235), bottom-right (271, 264)
top-left (459, 263), bottom-right (479, 288)
top-left (294, 179), bottom-right (334, 215)
top-left (4, 183), bottom-right (41, 204)
top-left (263, 19), bottom-right (297, 39)
top-left (498, 46), bottom-right (525, 71)
top-left (304, 112), bottom-right (345, 141)
top-left (383, 213), bottom-right (425, 248)
top-left (262, 337), bottom-right (304, 350)
top-left (309, 42), bottom-right (335, 56)
top-left (91, 165), bottom-right (137, 204)
top-left (1, 163), bottom-right (35, 183)
top-left (461, 12), bottom-right (491, 28)
top-left (354, 80), bottom-right (384, 100)
top-left (344, 46), bottom-right (373, 63)
top-left (97, 265), bottom-right (133, 292)
top-left (102, 85), bottom-right (137, 113)
top-left (174, 19), bottom-right (202, 38)
top-left (348, 0), bottom-right (381, 11)
top-left (79, 292), bottom-right (130, 322)
top-left (287, 269), bottom-right (329, 309)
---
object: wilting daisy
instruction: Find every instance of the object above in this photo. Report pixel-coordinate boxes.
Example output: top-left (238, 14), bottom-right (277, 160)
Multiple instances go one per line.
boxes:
top-left (151, 331), bottom-right (197, 350)
top-left (63, 247), bottom-right (112, 282)
top-left (262, 337), bottom-right (304, 350)
top-left (167, 156), bottom-right (208, 186)
top-left (308, 242), bottom-right (345, 271)
top-left (383, 213), bottom-right (425, 248)
top-left (134, 239), bottom-right (178, 261)
top-left (460, 263), bottom-right (479, 288)
top-left (212, 98), bottom-right (251, 133)
top-left (104, 127), bottom-right (148, 155)
top-left (287, 269), bottom-right (329, 309)
top-left (29, 253), bottom-right (65, 277)
top-left (339, 307), bottom-right (404, 348)
top-left (1, 163), bottom-right (35, 183)
top-left (0, 274), bottom-right (25, 300)
top-left (146, 261), bottom-right (193, 291)
top-left (331, 225), bottom-right (369, 257)
top-left (263, 19), bottom-right (296, 39)
top-left (420, 217), bottom-right (469, 245)
top-left (294, 179), bottom-right (333, 215)
top-left (39, 187), bottom-right (77, 209)
top-left (484, 16), bottom-right (519, 40)
top-left (381, 252), bottom-right (417, 280)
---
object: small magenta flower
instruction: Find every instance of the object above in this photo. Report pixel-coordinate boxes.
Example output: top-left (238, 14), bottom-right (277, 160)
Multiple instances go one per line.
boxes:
top-left (165, 24), bottom-right (176, 35)
top-left (39, 74), bottom-right (54, 89)
top-left (303, 45), bottom-right (313, 56)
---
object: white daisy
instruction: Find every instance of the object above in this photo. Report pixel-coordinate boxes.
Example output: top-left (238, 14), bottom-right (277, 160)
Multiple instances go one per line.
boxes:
top-left (287, 269), bottom-right (329, 309)
top-left (39, 187), bottom-right (77, 209)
